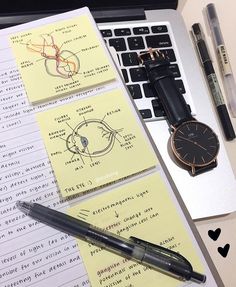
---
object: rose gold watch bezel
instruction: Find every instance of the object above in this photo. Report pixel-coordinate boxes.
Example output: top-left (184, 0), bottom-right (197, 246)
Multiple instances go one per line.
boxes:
top-left (170, 121), bottom-right (219, 174)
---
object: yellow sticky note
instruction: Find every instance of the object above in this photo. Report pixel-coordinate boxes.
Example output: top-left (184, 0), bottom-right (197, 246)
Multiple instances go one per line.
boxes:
top-left (36, 89), bottom-right (157, 197)
top-left (68, 172), bottom-right (204, 287)
top-left (9, 14), bottom-right (115, 103)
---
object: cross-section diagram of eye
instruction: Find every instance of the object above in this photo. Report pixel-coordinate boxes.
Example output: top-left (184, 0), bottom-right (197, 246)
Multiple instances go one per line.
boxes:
top-left (65, 118), bottom-right (123, 161)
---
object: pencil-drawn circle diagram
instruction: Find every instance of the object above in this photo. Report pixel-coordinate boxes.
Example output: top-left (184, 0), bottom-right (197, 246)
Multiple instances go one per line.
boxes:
top-left (66, 119), bottom-right (123, 158)
top-left (26, 34), bottom-right (80, 79)
top-left (45, 49), bottom-right (79, 79)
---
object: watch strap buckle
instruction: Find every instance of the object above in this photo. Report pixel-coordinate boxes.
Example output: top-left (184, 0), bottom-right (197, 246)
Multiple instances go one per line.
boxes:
top-left (138, 48), bottom-right (165, 64)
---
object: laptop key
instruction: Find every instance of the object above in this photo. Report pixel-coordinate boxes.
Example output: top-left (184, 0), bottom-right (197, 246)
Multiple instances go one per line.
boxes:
top-left (114, 28), bottom-right (131, 36)
top-left (143, 83), bottom-right (156, 98)
top-left (152, 99), bottom-right (166, 117)
top-left (101, 29), bottom-right (112, 37)
top-left (139, 109), bottom-right (152, 119)
top-left (130, 67), bottom-right (148, 82)
top-left (160, 49), bottom-right (176, 62)
top-left (175, 79), bottom-right (186, 94)
top-left (109, 38), bottom-right (127, 51)
top-left (121, 52), bottom-right (139, 66)
top-left (169, 64), bottom-right (181, 78)
top-left (121, 69), bottom-right (129, 83)
top-left (146, 34), bottom-right (172, 48)
top-left (133, 27), bottom-right (150, 35)
top-left (127, 84), bottom-right (142, 99)
top-left (127, 37), bottom-right (145, 50)
top-left (151, 25), bottom-right (168, 33)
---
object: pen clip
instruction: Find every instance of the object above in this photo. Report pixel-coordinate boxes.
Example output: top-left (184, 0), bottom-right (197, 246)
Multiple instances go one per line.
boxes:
top-left (130, 236), bottom-right (192, 268)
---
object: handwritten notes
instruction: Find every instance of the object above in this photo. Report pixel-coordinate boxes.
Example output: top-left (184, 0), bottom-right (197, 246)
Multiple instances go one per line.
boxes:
top-left (36, 89), bottom-right (157, 197)
top-left (68, 172), bottom-right (204, 287)
top-left (9, 14), bottom-right (115, 103)
top-left (0, 229), bottom-right (90, 286)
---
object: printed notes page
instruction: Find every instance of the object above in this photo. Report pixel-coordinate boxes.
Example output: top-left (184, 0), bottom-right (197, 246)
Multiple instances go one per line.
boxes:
top-left (9, 14), bottom-right (115, 103)
top-left (0, 8), bottom-right (116, 287)
top-left (36, 89), bottom-right (157, 197)
top-left (68, 171), bottom-right (204, 287)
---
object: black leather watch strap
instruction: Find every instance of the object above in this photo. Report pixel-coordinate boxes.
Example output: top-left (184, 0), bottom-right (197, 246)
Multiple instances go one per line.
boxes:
top-left (139, 49), bottom-right (219, 176)
top-left (142, 52), bottom-right (194, 127)
top-left (193, 160), bottom-right (217, 175)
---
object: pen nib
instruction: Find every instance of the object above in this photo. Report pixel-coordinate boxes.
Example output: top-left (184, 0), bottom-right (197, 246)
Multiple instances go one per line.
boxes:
top-left (16, 201), bottom-right (33, 215)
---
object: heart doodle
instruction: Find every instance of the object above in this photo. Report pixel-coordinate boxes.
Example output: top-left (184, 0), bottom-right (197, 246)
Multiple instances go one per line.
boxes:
top-left (218, 244), bottom-right (230, 258)
top-left (208, 228), bottom-right (221, 241)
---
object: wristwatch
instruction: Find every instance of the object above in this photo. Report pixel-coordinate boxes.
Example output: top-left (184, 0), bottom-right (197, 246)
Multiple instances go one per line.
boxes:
top-left (139, 48), bottom-right (220, 176)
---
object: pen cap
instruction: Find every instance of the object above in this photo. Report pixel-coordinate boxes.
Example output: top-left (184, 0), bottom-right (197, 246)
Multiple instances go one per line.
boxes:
top-left (206, 3), bottom-right (224, 46)
top-left (192, 23), bottom-right (203, 40)
top-left (206, 3), bottom-right (219, 23)
top-left (191, 23), bottom-right (211, 62)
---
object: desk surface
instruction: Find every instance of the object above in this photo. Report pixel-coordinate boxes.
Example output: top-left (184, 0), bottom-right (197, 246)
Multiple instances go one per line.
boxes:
top-left (179, 1), bottom-right (236, 286)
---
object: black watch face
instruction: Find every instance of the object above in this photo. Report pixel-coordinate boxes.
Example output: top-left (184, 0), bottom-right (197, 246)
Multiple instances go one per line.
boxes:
top-left (171, 121), bottom-right (220, 168)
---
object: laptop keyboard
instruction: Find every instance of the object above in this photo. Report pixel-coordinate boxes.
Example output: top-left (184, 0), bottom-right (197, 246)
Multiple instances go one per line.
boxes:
top-left (100, 24), bottom-right (187, 121)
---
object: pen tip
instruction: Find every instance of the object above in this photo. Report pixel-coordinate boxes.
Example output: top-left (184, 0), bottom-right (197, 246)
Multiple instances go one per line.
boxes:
top-left (191, 271), bottom-right (207, 283)
top-left (16, 201), bottom-right (32, 215)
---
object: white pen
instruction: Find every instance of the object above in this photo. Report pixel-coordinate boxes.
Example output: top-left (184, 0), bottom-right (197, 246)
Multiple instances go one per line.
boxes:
top-left (206, 3), bottom-right (236, 117)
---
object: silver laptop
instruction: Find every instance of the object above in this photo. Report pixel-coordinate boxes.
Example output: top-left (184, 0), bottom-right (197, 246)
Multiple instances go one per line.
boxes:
top-left (1, 0), bottom-right (236, 219)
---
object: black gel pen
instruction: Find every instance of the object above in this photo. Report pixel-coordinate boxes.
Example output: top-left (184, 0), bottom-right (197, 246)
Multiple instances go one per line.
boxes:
top-left (16, 201), bottom-right (206, 283)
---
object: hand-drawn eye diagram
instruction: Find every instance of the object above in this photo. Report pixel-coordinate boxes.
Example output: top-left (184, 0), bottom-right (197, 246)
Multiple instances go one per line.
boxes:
top-left (26, 33), bottom-right (80, 79)
top-left (64, 118), bottom-right (123, 163)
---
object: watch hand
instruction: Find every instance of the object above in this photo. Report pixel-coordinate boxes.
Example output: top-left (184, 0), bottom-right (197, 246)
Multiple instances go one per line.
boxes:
top-left (178, 135), bottom-right (194, 144)
top-left (178, 136), bottom-right (207, 151)
top-left (195, 143), bottom-right (207, 151)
